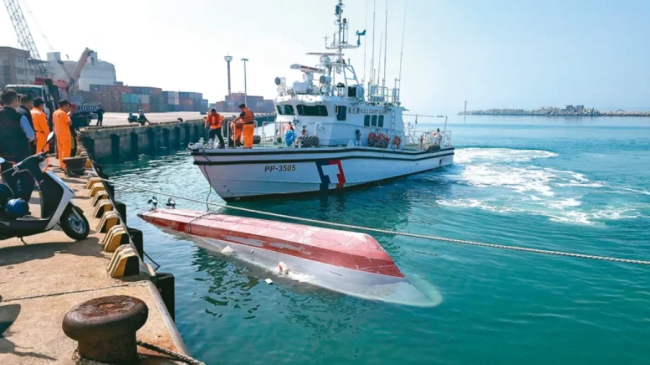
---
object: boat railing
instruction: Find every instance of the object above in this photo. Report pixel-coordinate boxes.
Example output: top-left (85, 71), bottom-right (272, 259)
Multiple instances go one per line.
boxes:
top-left (256, 121), bottom-right (278, 147)
top-left (367, 85), bottom-right (401, 105)
top-left (407, 130), bottom-right (453, 150)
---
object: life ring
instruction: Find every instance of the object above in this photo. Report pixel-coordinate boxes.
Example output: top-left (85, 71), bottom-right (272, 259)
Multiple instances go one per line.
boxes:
top-left (368, 132), bottom-right (377, 147)
top-left (393, 136), bottom-right (402, 148)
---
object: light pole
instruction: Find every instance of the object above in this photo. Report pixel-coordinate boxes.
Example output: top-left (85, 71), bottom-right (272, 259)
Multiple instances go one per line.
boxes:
top-left (241, 58), bottom-right (249, 106)
top-left (224, 55), bottom-right (233, 96)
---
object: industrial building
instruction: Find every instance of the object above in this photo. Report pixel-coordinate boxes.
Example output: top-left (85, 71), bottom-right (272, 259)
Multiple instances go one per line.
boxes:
top-left (47, 52), bottom-right (117, 91)
top-left (0, 46), bottom-right (36, 87)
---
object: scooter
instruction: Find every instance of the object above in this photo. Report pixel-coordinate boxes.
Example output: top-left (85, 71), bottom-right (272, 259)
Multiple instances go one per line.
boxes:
top-left (127, 112), bottom-right (149, 126)
top-left (0, 132), bottom-right (90, 241)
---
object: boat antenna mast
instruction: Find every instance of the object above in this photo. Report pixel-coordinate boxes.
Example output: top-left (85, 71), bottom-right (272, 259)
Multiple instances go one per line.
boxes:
top-left (326, 0), bottom-right (365, 62)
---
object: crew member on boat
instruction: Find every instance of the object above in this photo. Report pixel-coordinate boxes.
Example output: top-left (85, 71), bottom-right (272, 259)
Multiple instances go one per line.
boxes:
top-left (205, 108), bottom-right (225, 148)
top-left (230, 103), bottom-right (255, 148)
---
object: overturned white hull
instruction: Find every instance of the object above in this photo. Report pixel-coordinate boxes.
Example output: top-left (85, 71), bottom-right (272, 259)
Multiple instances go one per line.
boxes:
top-left (139, 209), bottom-right (442, 307)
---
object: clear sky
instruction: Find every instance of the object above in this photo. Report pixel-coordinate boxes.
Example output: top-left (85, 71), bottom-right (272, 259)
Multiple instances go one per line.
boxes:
top-left (2, 0), bottom-right (649, 114)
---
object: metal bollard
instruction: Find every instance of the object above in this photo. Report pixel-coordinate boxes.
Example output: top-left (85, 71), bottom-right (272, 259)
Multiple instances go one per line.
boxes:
top-left (62, 295), bottom-right (148, 364)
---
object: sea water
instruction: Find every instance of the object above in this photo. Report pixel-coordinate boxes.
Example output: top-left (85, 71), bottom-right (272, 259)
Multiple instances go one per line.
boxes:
top-left (104, 116), bottom-right (650, 365)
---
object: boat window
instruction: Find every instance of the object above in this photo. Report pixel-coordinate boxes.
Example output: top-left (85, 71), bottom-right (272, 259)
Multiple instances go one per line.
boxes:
top-left (348, 87), bottom-right (357, 98)
top-left (378, 115), bottom-right (384, 127)
top-left (371, 115), bottom-right (378, 127)
top-left (364, 115), bottom-right (370, 127)
top-left (297, 104), bottom-right (328, 116)
top-left (276, 105), bottom-right (295, 115)
top-left (336, 106), bottom-right (347, 121)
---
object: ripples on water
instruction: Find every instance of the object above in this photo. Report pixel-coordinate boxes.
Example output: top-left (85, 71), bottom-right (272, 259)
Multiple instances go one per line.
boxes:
top-left (105, 117), bottom-right (650, 364)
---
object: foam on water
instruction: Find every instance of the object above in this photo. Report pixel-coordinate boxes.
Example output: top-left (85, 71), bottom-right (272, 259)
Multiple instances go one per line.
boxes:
top-left (439, 148), bottom-right (644, 225)
top-left (454, 148), bottom-right (558, 164)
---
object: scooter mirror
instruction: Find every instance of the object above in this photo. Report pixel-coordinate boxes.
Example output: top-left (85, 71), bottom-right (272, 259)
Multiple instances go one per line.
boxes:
top-left (0, 157), bottom-right (5, 164)
top-left (46, 131), bottom-right (55, 143)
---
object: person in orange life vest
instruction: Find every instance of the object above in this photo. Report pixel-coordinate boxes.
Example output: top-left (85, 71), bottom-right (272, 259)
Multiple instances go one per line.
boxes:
top-left (53, 100), bottom-right (72, 170)
top-left (31, 97), bottom-right (51, 169)
top-left (205, 108), bottom-right (225, 148)
top-left (230, 103), bottom-right (255, 148)
top-left (229, 120), bottom-right (242, 147)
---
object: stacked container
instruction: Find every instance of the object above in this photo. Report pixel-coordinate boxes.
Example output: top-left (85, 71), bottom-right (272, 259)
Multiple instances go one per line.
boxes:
top-left (177, 91), bottom-right (205, 112)
top-left (163, 91), bottom-right (180, 112)
top-left (86, 85), bottom-right (211, 113)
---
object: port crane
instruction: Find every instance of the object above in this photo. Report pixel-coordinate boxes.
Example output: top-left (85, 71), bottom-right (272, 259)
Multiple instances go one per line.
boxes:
top-left (3, 1), bottom-right (96, 126)
top-left (55, 48), bottom-right (96, 100)
top-left (3, 0), bottom-right (49, 77)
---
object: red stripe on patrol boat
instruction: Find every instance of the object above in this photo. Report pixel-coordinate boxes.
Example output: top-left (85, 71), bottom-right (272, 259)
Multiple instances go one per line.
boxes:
top-left (329, 159), bottom-right (346, 189)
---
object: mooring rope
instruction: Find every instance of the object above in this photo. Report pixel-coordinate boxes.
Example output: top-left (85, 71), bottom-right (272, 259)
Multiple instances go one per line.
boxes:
top-left (72, 342), bottom-right (205, 365)
top-left (101, 178), bottom-right (650, 267)
top-left (137, 340), bottom-right (206, 365)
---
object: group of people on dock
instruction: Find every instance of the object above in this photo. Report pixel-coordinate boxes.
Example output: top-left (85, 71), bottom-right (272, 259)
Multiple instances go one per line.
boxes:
top-left (0, 89), bottom-right (78, 201)
top-left (205, 103), bottom-right (255, 149)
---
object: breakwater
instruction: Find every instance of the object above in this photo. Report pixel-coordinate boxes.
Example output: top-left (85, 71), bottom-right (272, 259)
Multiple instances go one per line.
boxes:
top-left (459, 106), bottom-right (650, 117)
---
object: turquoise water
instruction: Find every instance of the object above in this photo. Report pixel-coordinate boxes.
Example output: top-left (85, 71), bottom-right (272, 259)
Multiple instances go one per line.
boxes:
top-left (104, 116), bottom-right (650, 365)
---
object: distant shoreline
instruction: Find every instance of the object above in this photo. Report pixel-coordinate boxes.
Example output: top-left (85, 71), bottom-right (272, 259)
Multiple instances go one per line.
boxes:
top-left (459, 106), bottom-right (650, 117)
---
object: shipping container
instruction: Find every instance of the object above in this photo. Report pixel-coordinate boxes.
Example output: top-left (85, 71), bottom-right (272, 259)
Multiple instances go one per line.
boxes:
top-left (140, 95), bottom-right (150, 104)
top-left (122, 103), bottom-right (140, 113)
top-left (179, 92), bottom-right (191, 99)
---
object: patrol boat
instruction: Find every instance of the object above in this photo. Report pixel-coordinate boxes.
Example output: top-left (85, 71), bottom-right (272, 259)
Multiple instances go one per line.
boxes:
top-left (192, 0), bottom-right (454, 201)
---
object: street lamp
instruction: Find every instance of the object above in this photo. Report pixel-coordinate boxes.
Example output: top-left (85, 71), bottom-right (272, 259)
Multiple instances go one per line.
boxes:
top-left (224, 55), bottom-right (233, 96)
top-left (241, 58), bottom-right (249, 106)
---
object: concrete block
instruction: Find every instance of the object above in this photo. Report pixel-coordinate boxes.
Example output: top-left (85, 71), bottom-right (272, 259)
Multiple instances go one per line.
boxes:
top-left (93, 200), bottom-right (114, 219)
top-left (107, 244), bottom-right (140, 278)
top-left (86, 177), bottom-right (103, 189)
top-left (91, 191), bottom-right (110, 207)
top-left (103, 225), bottom-right (129, 252)
top-left (97, 211), bottom-right (120, 233)
top-left (89, 182), bottom-right (106, 197)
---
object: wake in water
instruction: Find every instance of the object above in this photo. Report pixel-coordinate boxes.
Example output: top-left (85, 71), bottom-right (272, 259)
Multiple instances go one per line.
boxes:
top-left (436, 148), bottom-right (647, 225)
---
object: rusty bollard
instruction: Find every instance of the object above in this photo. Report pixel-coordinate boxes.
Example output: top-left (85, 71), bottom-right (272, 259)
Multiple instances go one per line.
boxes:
top-left (62, 295), bottom-right (149, 364)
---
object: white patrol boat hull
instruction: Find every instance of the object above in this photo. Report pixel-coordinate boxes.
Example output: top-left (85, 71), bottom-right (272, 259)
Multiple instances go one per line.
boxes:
top-left (192, 146), bottom-right (454, 201)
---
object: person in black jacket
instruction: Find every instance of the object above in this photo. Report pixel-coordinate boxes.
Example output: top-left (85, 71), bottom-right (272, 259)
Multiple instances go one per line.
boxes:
top-left (95, 104), bottom-right (105, 127)
top-left (0, 89), bottom-right (36, 203)
top-left (17, 94), bottom-right (36, 153)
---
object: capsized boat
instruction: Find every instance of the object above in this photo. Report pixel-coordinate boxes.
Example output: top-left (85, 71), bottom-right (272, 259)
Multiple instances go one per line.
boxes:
top-left (139, 209), bottom-right (440, 307)
top-left (191, 0), bottom-right (454, 201)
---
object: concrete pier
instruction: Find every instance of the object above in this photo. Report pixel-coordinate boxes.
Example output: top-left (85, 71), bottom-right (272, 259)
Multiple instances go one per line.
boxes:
top-left (0, 158), bottom-right (192, 364)
top-left (81, 113), bottom-right (277, 162)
